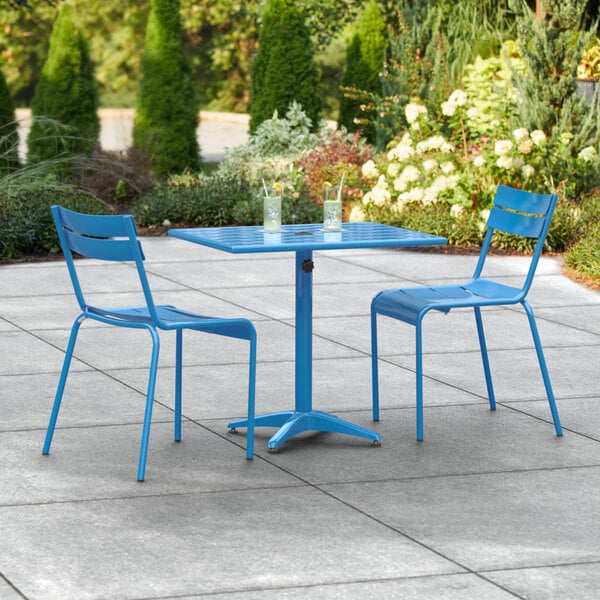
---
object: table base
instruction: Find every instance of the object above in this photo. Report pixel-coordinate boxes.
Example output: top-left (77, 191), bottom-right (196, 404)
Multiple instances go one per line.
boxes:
top-left (228, 410), bottom-right (382, 450)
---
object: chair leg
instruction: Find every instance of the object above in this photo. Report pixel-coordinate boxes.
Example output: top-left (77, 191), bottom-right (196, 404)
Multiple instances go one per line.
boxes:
top-left (474, 307), bottom-right (496, 410)
top-left (415, 318), bottom-right (424, 441)
top-left (246, 329), bottom-right (257, 460)
top-left (137, 328), bottom-right (161, 481)
top-left (522, 301), bottom-right (563, 436)
top-left (42, 316), bottom-right (84, 455)
top-left (371, 308), bottom-right (380, 422)
top-left (174, 330), bottom-right (182, 442)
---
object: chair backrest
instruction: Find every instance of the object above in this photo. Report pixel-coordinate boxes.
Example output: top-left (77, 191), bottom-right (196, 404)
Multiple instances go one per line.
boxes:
top-left (51, 205), bottom-right (159, 320)
top-left (471, 185), bottom-right (558, 295)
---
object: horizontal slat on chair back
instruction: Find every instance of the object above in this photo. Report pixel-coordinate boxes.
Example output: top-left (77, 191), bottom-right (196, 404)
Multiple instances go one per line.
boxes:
top-left (64, 229), bottom-right (139, 261)
top-left (58, 207), bottom-right (132, 238)
top-left (487, 207), bottom-right (545, 238)
top-left (494, 185), bottom-right (554, 215)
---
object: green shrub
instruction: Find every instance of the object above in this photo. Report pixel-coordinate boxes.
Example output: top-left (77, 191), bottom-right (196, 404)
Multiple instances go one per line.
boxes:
top-left (133, 172), bottom-right (252, 227)
top-left (564, 223), bottom-right (600, 279)
top-left (27, 3), bottom-right (99, 166)
top-left (0, 184), bottom-right (107, 260)
top-left (133, 0), bottom-right (201, 177)
top-left (249, 0), bottom-right (321, 133)
top-left (564, 190), bottom-right (600, 281)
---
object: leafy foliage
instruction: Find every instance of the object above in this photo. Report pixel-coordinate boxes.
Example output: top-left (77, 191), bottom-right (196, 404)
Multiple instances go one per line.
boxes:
top-left (133, 0), bottom-right (201, 177)
top-left (0, 68), bottom-right (20, 173)
top-left (249, 0), bottom-right (321, 133)
top-left (27, 2), bottom-right (99, 166)
top-left (509, 0), bottom-right (600, 153)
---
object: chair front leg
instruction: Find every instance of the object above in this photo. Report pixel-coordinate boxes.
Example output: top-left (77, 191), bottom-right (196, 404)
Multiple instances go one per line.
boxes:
top-left (415, 317), bottom-right (424, 441)
top-left (42, 315), bottom-right (84, 455)
top-left (474, 307), bottom-right (496, 410)
top-left (370, 307), bottom-right (380, 422)
top-left (522, 301), bottom-right (563, 436)
top-left (174, 329), bottom-right (183, 442)
top-left (138, 327), bottom-right (161, 482)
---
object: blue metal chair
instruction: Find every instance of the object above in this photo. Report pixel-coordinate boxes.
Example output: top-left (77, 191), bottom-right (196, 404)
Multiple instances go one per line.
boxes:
top-left (371, 185), bottom-right (563, 440)
top-left (43, 205), bottom-right (257, 481)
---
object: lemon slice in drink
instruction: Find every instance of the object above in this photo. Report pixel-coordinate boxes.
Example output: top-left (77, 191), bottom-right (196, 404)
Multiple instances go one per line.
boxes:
top-left (272, 182), bottom-right (284, 192)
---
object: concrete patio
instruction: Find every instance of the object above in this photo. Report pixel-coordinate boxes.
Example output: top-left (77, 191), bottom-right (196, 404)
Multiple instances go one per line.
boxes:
top-left (1, 236), bottom-right (599, 599)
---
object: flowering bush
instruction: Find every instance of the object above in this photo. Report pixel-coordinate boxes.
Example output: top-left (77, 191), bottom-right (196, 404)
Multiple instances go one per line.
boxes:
top-left (298, 128), bottom-right (374, 216)
top-left (358, 84), bottom-right (600, 228)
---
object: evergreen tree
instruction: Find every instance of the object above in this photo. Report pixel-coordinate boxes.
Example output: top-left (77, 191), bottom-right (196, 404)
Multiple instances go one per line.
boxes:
top-left (27, 2), bottom-right (99, 164)
top-left (249, 0), bottom-right (321, 134)
top-left (0, 68), bottom-right (20, 173)
top-left (510, 0), bottom-right (600, 152)
top-left (338, 0), bottom-right (387, 144)
top-left (133, 0), bottom-right (201, 177)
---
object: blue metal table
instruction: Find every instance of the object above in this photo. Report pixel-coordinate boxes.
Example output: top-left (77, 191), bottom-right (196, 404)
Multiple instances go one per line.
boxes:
top-left (169, 222), bottom-right (447, 451)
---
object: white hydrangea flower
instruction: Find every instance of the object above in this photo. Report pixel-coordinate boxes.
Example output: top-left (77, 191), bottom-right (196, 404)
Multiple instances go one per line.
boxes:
top-left (406, 187), bottom-right (425, 202)
top-left (404, 103), bottom-right (427, 125)
top-left (466, 107), bottom-right (478, 119)
top-left (441, 161), bottom-right (456, 174)
top-left (447, 174), bottom-right (460, 188)
top-left (400, 165), bottom-right (421, 183)
top-left (518, 138), bottom-right (534, 154)
top-left (496, 156), bottom-right (515, 169)
top-left (393, 144), bottom-right (415, 162)
top-left (441, 142), bottom-right (455, 153)
top-left (427, 136), bottom-right (447, 150)
top-left (423, 187), bottom-right (438, 205)
top-left (473, 155), bottom-right (486, 167)
top-left (531, 130), bottom-right (547, 146)
top-left (422, 159), bottom-right (438, 172)
top-left (450, 204), bottom-right (465, 217)
top-left (387, 162), bottom-right (400, 177)
top-left (361, 159), bottom-right (379, 178)
top-left (448, 89), bottom-right (468, 106)
top-left (430, 175), bottom-right (449, 192)
top-left (370, 175), bottom-right (391, 206)
top-left (494, 140), bottom-right (514, 156)
top-left (349, 205), bottom-right (365, 222)
top-left (441, 101), bottom-right (456, 117)
top-left (405, 103), bottom-right (427, 124)
top-left (512, 128), bottom-right (529, 143)
top-left (521, 164), bottom-right (535, 178)
top-left (393, 177), bottom-right (408, 192)
top-left (578, 146), bottom-right (597, 162)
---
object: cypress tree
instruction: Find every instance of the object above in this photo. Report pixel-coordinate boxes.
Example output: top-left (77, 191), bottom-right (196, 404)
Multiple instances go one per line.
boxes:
top-left (27, 2), bottom-right (99, 164)
top-left (249, 0), bottom-right (321, 134)
top-left (0, 68), bottom-right (20, 173)
top-left (338, 0), bottom-right (387, 143)
top-left (133, 0), bottom-right (201, 177)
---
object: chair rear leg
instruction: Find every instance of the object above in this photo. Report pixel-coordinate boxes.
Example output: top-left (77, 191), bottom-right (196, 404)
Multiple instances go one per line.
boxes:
top-left (474, 307), bottom-right (496, 410)
top-left (43, 316), bottom-right (83, 455)
top-left (174, 330), bottom-right (182, 442)
top-left (138, 328), bottom-right (161, 481)
top-left (522, 301), bottom-right (563, 436)
top-left (371, 308), bottom-right (380, 421)
top-left (246, 329), bottom-right (257, 459)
